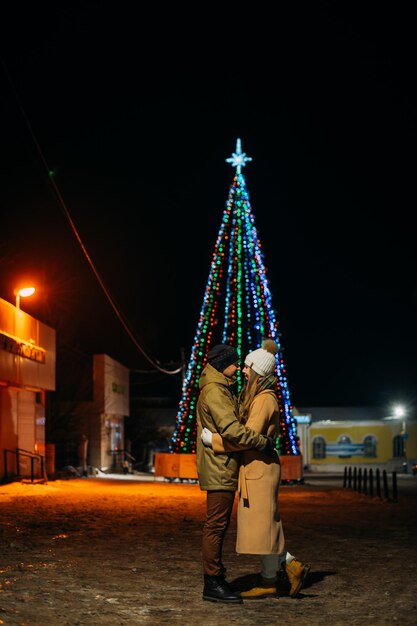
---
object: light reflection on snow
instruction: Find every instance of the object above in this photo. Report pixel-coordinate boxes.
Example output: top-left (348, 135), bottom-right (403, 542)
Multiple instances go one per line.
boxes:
top-left (52, 534), bottom-right (69, 540)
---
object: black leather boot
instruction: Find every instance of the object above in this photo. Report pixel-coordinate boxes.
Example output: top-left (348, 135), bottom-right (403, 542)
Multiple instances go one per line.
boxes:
top-left (203, 575), bottom-right (243, 603)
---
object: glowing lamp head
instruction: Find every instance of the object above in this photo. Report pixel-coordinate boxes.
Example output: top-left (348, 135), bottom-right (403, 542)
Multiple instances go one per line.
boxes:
top-left (393, 405), bottom-right (405, 418)
top-left (14, 286), bottom-right (36, 309)
top-left (16, 287), bottom-right (36, 298)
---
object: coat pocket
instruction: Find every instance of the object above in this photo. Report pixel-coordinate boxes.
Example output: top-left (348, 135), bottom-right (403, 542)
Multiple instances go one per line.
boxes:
top-left (244, 458), bottom-right (264, 480)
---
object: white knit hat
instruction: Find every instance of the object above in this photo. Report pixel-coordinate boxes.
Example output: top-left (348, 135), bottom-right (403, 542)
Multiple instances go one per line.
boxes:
top-left (244, 341), bottom-right (278, 376)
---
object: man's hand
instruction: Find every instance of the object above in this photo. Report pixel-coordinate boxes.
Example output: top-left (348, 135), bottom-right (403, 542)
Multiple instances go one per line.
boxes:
top-left (201, 427), bottom-right (213, 447)
top-left (259, 436), bottom-right (278, 458)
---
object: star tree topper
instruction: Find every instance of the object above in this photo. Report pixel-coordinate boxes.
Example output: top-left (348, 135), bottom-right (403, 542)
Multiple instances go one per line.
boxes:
top-left (225, 138), bottom-right (252, 174)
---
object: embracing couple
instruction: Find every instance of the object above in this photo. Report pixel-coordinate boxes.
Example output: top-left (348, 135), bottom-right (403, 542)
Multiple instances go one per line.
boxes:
top-left (196, 340), bottom-right (310, 604)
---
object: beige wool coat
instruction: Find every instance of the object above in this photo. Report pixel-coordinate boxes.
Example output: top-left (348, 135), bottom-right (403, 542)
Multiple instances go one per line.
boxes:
top-left (212, 389), bottom-right (285, 555)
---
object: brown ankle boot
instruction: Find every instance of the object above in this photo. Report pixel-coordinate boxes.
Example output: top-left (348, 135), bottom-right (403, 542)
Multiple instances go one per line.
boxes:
top-left (240, 575), bottom-right (277, 599)
top-left (285, 559), bottom-right (311, 598)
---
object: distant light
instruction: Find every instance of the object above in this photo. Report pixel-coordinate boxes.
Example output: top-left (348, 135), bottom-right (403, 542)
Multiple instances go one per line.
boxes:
top-left (296, 415), bottom-right (311, 424)
top-left (393, 405), bottom-right (405, 418)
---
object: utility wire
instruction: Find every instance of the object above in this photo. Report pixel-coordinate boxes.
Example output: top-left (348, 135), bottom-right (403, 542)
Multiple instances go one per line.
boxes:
top-left (2, 59), bottom-right (182, 376)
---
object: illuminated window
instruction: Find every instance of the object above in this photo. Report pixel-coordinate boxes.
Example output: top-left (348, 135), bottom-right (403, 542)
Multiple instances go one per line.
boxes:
top-left (363, 435), bottom-right (377, 457)
top-left (312, 436), bottom-right (326, 459)
top-left (393, 435), bottom-right (404, 457)
top-left (337, 435), bottom-right (352, 458)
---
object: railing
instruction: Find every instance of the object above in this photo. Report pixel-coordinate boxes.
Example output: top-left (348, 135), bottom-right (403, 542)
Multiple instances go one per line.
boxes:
top-left (3, 447), bottom-right (46, 483)
top-left (343, 466), bottom-right (398, 502)
top-left (109, 449), bottom-right (136, 472)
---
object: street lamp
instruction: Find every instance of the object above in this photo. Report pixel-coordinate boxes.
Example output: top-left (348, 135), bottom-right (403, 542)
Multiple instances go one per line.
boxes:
top-left (14, 287), bottom-right (36, 310)
top-left (393, 404), bottom-right (408, 472)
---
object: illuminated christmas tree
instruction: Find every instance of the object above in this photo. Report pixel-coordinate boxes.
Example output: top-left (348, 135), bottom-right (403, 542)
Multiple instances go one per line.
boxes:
top-left (170, 139), bottom-right (299, 457)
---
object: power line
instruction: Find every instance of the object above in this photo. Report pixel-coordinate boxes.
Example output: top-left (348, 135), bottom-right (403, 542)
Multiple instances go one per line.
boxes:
top-left (2, 59), bottom-right (182, 376)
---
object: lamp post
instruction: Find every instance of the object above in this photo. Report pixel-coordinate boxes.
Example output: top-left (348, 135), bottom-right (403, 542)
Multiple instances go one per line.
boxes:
top-left (393, 404), bottom-right (408, 472)
top-left (14, 287), bottom-right (36, 310)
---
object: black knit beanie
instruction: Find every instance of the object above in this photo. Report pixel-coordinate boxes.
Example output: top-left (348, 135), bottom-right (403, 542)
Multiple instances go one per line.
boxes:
top-left (207, 344), bottom-right (239, 372)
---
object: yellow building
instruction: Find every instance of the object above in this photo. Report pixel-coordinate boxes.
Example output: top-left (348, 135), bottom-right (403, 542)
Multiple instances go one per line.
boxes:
top-left (296, 406), bottom-right (416, 474)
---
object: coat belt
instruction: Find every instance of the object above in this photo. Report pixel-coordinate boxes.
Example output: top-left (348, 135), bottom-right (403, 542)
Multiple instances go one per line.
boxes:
top-left (238, 465), bottom-right (248, 502)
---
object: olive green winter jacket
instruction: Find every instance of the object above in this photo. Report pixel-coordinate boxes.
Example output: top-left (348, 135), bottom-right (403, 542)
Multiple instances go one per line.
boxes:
top-left (196, 363), bottom-right (267, 491)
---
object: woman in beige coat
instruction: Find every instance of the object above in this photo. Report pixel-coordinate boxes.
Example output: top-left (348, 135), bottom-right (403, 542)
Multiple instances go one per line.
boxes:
top-left (202, 339), bottom-right (310, 599)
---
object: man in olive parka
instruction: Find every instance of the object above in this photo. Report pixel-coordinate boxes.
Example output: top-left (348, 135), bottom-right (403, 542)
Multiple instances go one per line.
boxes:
top-left (197, 344), bottom-right (276, 604)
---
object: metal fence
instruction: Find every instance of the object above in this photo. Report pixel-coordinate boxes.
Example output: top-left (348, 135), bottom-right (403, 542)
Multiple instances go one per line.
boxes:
top-left (343, 466), bottom-right (398, 502)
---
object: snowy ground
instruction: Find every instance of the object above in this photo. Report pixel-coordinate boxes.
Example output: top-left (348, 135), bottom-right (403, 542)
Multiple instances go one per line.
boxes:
top-left (0, 475), bottom-right (416, 625)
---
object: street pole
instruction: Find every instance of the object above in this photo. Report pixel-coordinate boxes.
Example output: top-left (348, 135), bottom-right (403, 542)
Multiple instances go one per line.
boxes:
top-left (402, 418), bottom-right (407, 473)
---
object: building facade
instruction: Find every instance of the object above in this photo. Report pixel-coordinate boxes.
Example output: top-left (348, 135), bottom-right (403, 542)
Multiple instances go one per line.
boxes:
top-left (0, 297), bottom-right (56, 481)
top-left (67, 354), bottom-right (130, 472)
top-left (296, 406), bottom-right (417, 473)
top-left (90, 354), bottom-right (130, 470)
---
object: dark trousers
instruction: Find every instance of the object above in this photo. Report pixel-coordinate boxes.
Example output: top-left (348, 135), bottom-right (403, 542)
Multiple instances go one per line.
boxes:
top-left (202, 490), bottom-right (235, 577)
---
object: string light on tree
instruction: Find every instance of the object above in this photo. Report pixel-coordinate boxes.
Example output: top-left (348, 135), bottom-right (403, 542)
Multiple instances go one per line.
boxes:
top-left (170, 139), bottom-right (298, 457)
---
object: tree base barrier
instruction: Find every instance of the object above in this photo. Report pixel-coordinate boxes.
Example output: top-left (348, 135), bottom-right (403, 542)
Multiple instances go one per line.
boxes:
top-left (154, 452), bottom-right (303, 482)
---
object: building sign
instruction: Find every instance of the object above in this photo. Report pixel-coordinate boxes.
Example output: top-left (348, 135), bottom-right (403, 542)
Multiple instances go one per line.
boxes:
top-left (0, 331), bottom-right (46, 364)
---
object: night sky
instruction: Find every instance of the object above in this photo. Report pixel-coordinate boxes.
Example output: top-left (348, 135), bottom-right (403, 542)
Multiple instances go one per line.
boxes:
top-left (1, 4), bottom-right (416, 409)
